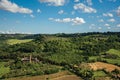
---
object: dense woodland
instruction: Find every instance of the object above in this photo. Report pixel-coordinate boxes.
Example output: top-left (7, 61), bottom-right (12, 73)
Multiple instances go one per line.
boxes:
top-left (0, 32), bottom-right (120, 80)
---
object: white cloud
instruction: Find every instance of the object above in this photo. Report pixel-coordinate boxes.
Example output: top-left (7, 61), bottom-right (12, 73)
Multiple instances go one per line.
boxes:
top-left (116, 6), bottom-right (120, 16)
top-left (74, 0), bottom-right (79, 2)
top-left (99, 0), bottom-right (103, 3)
top-left (74, 3), bottom-right (97, 13)
top-left (89, 24), bottom-right (96, 29)
top-left (54, 18), bottom-right (61, 22)
top-left (71, 17), bottom-right (86, 25)
top-left (96, 16), bottom-right (101, 18)
top-left (48, 18), bottom-right (54, 20)
top-left (0, 30), bottom-right (32, 34)
top-left (99, 0), bottom-right (116, 3)
top-left (37, 9), bottom-right (41, 13)
top-left (62, 18), bottom-right (71, 23)
top-left (71, 11), bottom-right (75, 15)
top-left (39, 0), bottom-right (66, 6)
top-left (58, 10), bottom-right (64, 14)
top-left (86, 0), bottom-right (92, 5)
top-left (117, 24), bottom-right (120, 27)
top-left (107, 27), bottom-right (111, 29)
top-left (108, 18), bottom-right (115, 22)
top-left (104, 23), bottom-right (110, 27)
top-left (103, 13), bottom-right (113, 17)
top-left (0, 0), bottom-right (32, 14)
top-left (0, 31), bottom-right (5, 34)
top-left (99, 19), bottom-right (104, 22)
top-left (49, 17), bottom-right (86, 25)
top-left (91, 24), bottom-right (95, 26)
top-left (98, 27), bottom-right (102, 30)
top-left (30, 14), bottom-right (35, 18)
top-left (108, 0), bottom-right (116, 2)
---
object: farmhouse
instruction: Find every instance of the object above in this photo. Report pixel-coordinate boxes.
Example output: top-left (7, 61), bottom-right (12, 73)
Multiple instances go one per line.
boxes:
top-left (21, 55), bottom-right (39, 63)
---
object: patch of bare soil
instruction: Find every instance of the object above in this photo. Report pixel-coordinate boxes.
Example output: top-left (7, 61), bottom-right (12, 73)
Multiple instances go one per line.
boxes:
top-left (88, 62), bottom-right (120, 72)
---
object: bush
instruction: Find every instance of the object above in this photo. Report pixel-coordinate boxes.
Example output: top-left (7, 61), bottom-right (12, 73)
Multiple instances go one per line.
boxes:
top-left (44, 68), bottom-right (59, 74)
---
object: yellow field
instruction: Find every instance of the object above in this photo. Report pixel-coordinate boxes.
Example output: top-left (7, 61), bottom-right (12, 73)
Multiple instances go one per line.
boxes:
top-left (7, 39), bottom-right (33, 45)
top-left (88, 62), bottom-right (120, 72)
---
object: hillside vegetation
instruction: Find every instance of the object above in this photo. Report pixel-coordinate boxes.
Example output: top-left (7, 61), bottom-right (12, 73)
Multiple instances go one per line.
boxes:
top-left (0, 32), bottom-right (120, 80)
top-left (106, 49), bottom-right (120, 57)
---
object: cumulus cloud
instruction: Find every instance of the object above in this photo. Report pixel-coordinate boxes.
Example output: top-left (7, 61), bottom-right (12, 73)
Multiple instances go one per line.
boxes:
top-left (48, 18), bottom-right (54, 20)
top-left (74, 0), bottom-right (79, 2)
top-left (71, 11), bottom-right (75, 15)
top-left (90, 24), bottom-right (95, 26)
top-left (108, 0), bottom-right (116, 2)
top-left (30, 14), bottom-right (35, 18)
top-left (99, 0), bottom-right (116, 3)
top-left (99, 19), bottom-right (104, 22)
top-left (108, 18), bottom-right (115, 22)
top-left (49, 17), bottom-right (86, 25)
top-left (58, 10), bottom-right (64, 14)
top-left (116, 6), bottom-right (120, 16)
top-left (0, 30), bottom-right (32, 34)
top-left (39, 0), bottom-right (66, 6)
top-left (103, 13), bottom-right (113, 17)
top-left (99, 0), bottom-right (103, 3)
top-left (89, 24), bottom-right (96, 29)
top-left (0, 0), bottom-right (32, 14)
top-left (71, 17), bottom-right (86, 25)
top-left (37, 9), bottom-right (41, 13)
top-left (62, 18), bottom-right (71, 23)
top-left (107, 27), bottom-right (111, 30)
top-left (98, 27), bottom-right (102, 30)
top-left (117, 24), bottom-right (120, 27)
top-left (86, 0), bottom-right (92, 5)
top-left (104, 23), bottom-right (110, 27)
top-left (74, 3), bottom-right (97, 13)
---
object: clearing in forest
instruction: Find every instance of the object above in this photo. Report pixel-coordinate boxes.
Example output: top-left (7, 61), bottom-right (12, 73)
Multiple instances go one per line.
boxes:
top-left (88, 62), bottom-right (120, 72)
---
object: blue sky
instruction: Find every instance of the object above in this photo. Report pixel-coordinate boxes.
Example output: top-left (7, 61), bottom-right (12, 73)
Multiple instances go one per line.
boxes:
top-left (0, 0), bottom-right (120, 34)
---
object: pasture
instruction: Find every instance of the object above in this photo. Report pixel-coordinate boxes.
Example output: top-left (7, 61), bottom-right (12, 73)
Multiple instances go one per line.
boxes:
top-left (7, 39), bottom-right (33, 45)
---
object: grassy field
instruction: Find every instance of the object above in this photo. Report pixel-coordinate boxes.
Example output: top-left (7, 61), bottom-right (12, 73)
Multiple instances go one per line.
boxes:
top-left (0, 62), bottom-right (10, 78)
top-left (102, 49), bottom-right (120, 65)
top-left (7, 71), bottom-right (81, 80)
top-left (106, 49), bottom-right (120, 57)
top-left (7, 39), bottom-right (33, 45)
top-left (103, 58), bottom-right (120, 65)
top-left (89, 56), bottom-right (120, 65)
top-left (89, 49), bottom-right (120, 65)
top-left (89, 56), bottom-right (99, 61)
top-left (93, 71), bottom-right (107, 77)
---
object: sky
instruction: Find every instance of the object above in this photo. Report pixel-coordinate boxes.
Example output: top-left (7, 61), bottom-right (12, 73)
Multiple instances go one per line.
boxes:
top-left (0, 0), bottom-right (120, 34)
